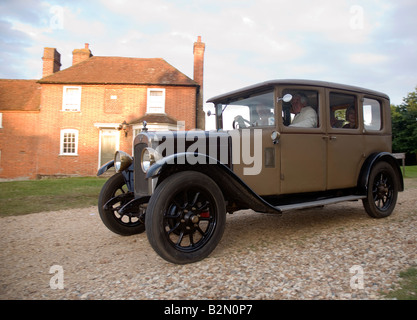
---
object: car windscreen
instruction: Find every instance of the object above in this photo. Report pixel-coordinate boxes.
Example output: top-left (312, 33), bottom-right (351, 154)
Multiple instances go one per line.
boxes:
top-left (216, 91), bottom-right (275, 130)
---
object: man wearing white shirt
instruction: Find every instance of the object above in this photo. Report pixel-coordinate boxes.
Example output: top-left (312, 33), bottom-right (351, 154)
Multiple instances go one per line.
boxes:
top-left (289, 93), bottom-right (317, 128)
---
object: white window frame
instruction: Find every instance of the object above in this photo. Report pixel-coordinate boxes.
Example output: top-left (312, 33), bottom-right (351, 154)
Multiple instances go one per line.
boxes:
top-left (146, 88), bottom-right (166, 113)
top-left (0, 113), bottom-right (3, 128)
top-left (62, 86), bottom-right (82, 111)
top-left (60, 129), bottom-right (79, 156)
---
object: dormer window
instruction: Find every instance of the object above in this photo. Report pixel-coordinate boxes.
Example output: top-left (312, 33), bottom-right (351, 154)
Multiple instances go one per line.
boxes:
top-left (147, 88), bottom-right (165, 113)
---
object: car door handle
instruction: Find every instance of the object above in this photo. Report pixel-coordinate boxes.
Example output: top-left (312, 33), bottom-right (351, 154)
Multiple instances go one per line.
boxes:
top-left (329, 136), bottom-right (337, 140)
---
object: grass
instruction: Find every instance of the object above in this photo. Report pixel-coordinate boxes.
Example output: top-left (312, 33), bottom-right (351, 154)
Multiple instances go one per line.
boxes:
top-left (383, 267), bottom-right (417, 300)
top-left (404, 165), bottom-right (417, 178)
top-left (0, 177), bottom-right (106, 217)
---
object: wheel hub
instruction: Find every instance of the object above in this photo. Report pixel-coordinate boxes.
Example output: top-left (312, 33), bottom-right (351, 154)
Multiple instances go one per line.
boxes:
top-left (377, 184), bottom-right (388, 198)
top-left (190, 215), bottom-right (199, 224)
top-left (182, 210), bottom-right (200, 231)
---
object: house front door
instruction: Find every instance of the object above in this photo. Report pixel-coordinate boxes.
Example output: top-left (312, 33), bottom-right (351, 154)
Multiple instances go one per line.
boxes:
top-left (100, 129), bottom-right (119, 167)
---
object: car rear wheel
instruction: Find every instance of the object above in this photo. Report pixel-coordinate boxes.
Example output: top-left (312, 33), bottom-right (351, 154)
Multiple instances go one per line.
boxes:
top-left (362, 161), bottom-right (399, 218)
top-left (145, 171), bottom-right (226, 264)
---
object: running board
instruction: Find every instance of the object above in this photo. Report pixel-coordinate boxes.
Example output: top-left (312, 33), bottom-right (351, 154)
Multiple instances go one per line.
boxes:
top-left (275, 195), bottom-right (366, 212)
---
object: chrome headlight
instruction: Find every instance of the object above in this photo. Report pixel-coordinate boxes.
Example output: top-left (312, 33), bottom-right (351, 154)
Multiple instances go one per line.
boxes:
top-left (141, 147), bottom-right (162, 173)
top-left (114, 151), bottom-right (133, 173)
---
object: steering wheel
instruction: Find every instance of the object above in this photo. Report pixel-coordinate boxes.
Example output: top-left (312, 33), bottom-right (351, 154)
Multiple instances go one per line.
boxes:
top-left (233, 116), bottom-right (250, 129)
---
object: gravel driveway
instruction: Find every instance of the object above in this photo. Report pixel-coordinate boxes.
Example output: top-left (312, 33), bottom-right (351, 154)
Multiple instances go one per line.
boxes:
top-left (1, 179), bottom-right (416, 300)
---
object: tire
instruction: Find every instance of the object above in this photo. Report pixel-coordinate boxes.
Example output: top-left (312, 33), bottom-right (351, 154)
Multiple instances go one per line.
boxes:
top-left (145, 171), bottom-right (226, 264)
top-left (98, 173), bottom-right (146, 235)
top-left (362, 161), bottom-right (399, 218)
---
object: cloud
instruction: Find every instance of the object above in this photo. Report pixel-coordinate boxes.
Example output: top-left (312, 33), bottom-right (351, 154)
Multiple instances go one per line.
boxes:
top-left (0, 0), bottom-right (416, 107)
top-left (349, 53), bottom-right (390, 65)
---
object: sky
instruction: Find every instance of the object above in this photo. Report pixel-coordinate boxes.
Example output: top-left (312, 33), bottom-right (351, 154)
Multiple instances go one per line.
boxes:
top-left (1, 0), bottom-right (417, 129)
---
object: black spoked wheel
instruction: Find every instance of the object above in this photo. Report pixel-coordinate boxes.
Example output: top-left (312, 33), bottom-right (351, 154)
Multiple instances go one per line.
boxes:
top-left (98, 173), bottom-right (146, 235)
top-left (362, 162), bottom-right (399, 218)
top-left (146, 171), bottom-right (226, 264)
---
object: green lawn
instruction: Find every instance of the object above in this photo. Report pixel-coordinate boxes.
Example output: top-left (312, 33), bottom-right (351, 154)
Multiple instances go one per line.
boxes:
top-left (383, 267), bottom-right (417, 300)
top-left (0, 177), bottom-right (106, 216)
top-left (404, 165), bottom-right (417, 178)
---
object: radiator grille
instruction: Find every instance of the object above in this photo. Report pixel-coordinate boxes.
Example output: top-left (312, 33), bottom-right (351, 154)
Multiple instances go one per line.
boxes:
top-left (134, 143), bottom-right (148, 198)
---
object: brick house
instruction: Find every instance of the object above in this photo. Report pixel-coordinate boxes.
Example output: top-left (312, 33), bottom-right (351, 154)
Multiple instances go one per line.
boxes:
top-left (0, 37), bottom-right (205, 179)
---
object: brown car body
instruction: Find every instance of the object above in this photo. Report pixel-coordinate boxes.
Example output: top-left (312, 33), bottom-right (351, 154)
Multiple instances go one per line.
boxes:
top-left (208, 80), bottom-right (398, 195)
top-left (98, 79), bottom-right (404, 264)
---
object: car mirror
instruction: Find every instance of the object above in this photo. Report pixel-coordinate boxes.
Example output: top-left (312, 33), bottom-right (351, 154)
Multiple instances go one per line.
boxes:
top-left (278, 94), bottom-right (293, 103)
top-left (207, 110), bottom-right (216, 116)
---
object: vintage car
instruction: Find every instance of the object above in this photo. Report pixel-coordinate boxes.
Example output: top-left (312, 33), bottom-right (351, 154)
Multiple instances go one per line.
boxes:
top-left (97, 79), bottom-right (404, 264)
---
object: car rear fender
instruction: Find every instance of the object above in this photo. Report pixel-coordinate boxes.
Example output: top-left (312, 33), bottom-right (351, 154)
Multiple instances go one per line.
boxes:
top-left (357, 152), bottom-right (404, 194)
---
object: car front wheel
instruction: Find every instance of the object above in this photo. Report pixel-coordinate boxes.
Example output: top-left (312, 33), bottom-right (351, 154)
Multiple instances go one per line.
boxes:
top-left (145, 171), bottom-right (226, 264)
top-left (98, 173), bottom-right (146, 235)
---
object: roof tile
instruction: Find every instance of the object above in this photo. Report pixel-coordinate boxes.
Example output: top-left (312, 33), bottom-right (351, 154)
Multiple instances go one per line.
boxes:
top-left (0, 79), bottom-right (41, 111)
top-left (39, 56), bottom-right (197, 86)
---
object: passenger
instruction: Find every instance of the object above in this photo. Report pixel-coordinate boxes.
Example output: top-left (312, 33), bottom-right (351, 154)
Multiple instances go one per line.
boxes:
top-left (289, 93), bottom-right (317, 128)
top-left (343, 106), bottom-right (357, 129)
top-left (330, 110), bottom-right (344, 128)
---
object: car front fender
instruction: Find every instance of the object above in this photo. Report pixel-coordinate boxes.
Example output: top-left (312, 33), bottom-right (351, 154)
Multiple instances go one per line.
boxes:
top-left (97, 160), bottom-right (134, 192)
top-left (97, 160), bottom-right (114, 176)
top-left (146, 152), bottom-right (281, 214)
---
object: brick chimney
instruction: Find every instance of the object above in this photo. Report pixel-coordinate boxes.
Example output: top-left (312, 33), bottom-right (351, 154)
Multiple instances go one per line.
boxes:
top-left (42, 47), bottom-right (61, 77)
top-left (193, 36), bottom-right (205, 130)
top-left (72, 43), bottom-right (93, 65)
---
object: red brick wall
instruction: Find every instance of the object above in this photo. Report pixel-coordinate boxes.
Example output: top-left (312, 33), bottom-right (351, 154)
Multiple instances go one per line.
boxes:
top-left (165, 86), bottom-right (197, 129)
top-left (0, 111), bottom-right (40, 179)
top-left (0, 84), bottom-right (197, 179)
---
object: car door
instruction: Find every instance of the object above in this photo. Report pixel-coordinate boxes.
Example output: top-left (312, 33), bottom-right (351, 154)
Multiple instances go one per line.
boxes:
top-left (277, 86), bottom-right (327, 194)
top-left (326, 90), bottom-right (364, 190)
top-left (226, 90), bottom-right (281, 196)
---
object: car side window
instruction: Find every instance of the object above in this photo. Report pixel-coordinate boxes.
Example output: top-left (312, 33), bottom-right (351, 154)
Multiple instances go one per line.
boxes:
top-left (363, 98), bottom-right (382, 131)
top-left (282, 89), bottom-right (319, 128)
top-left (329, 92), bottom-right (358, 129)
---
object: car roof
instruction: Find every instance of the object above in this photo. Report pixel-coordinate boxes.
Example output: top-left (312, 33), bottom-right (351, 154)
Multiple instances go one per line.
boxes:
top-left (206, 79), bottom-right (390, 104)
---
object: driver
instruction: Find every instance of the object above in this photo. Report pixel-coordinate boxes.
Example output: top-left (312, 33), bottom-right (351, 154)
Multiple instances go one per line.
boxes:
top-left (234, 104), bottom-right (274, 128)
top-left (289, 93), bottom-right (317, 128)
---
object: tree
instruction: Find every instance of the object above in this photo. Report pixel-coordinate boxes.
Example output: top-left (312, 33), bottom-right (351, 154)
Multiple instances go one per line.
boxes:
top-left (391, 87), bottom-right (417, 164)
